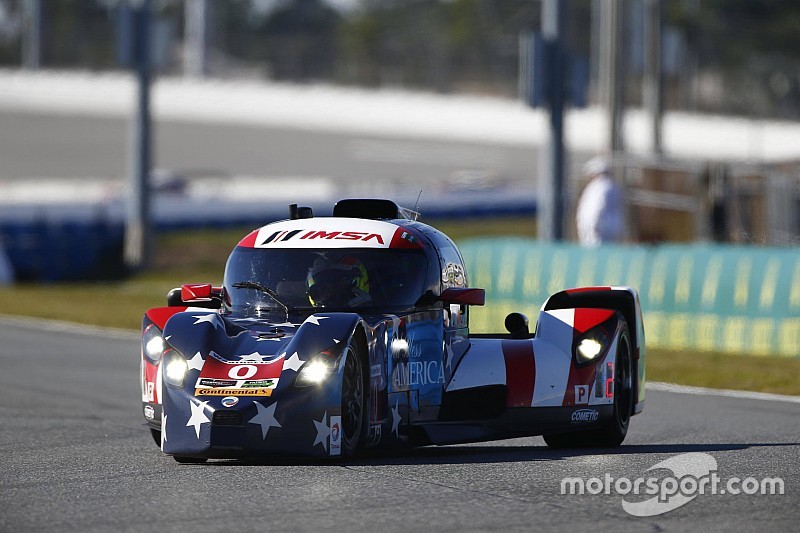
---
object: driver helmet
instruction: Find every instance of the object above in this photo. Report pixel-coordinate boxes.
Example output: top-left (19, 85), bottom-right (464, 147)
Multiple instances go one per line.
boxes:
top-left (306, 254), bottom-right (370, 307)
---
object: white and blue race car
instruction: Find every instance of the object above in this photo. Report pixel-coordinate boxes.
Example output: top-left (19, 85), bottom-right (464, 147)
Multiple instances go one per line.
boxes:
top-left (140, 199), bottom-right (645, 462)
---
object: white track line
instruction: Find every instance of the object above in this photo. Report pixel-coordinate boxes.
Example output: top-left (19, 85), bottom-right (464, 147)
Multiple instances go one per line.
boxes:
top-left (648, 381), bottom-right (800, 404)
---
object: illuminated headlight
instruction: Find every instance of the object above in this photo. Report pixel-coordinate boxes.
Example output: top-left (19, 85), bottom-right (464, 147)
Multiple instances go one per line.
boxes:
top-left (296, 359), bottom-right (332, 387)
top-left (575, 326), bottom-right (609, 365)
top-left (163, 350), bottom-right (188, 387)
top-left (576, 338), bottom-right (603, 362)
top-left (142, 325), bottom-right (165, 363)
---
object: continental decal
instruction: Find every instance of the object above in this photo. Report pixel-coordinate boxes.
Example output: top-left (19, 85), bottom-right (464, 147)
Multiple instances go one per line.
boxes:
top-left (195, 388), bottom-right (274, 397)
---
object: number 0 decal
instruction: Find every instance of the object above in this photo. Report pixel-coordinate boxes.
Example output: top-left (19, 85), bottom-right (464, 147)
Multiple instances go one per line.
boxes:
top-left (228, 365), bottom-right (258, 379)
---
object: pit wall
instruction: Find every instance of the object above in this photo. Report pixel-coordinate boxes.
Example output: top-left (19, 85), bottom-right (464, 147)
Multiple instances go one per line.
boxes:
top-left (461, 238), bottom-right (800, 357)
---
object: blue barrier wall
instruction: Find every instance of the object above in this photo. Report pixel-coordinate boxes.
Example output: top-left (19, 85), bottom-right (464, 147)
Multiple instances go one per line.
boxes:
top-left (460, 238), bottom-right (800, 357)
top-left (0, 221), bottom-right (125, 281)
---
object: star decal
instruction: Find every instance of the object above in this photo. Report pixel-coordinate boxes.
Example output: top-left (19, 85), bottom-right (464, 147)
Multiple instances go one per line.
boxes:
top-left (304, 315), bottom-right (329, 326)
top-left (249, 402), bottom-right (281, 439)
top-left (445, 344), bottom-right (454, 371)
top-left (391, 399), bottom-right (401, 438)
top-left (186, 400), bottom-right (211, 438)
top-left (161, 413), bottom-right (167, 449)
top-left (192, 314), bottom-right (223, 329)
top-left (187, 351), bottom-right (205, 371)
top-left (333, 338), bottom-right (340, 344)
top-left (313, 411), bottom-right (331, 452)
top-left (272, 321), bottom-right (298, 328)
top-left (255, 336), bottom-right (284, 342)
top-left (282, 352), bottom-right (305, 372)
top-left (239, 352), bottom-right (268, 363)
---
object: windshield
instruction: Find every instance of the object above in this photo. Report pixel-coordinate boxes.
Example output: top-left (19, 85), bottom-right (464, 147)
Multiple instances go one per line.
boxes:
top-left (223, 247), bottom-right (429, 315)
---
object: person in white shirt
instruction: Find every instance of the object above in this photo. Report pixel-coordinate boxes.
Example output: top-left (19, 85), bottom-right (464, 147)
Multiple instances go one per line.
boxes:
top-left (576, 157), bottom-right (624, 246)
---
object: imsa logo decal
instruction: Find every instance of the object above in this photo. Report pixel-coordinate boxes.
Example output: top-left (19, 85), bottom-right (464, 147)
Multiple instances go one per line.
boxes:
top-left (261, 229), bottom-right (385, 246)
top-left (249, 219), bottom-right (404, 249)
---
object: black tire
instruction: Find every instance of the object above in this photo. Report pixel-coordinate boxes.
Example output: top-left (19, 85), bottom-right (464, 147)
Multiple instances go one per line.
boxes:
top-left (173, 456), bottom-right (208, 464)
top-left (544, 322), bottom-right (633, 448)
top-left (340, 337), bottom-right (367, 456)
top-left (149, 427), bottom-right (161, 448)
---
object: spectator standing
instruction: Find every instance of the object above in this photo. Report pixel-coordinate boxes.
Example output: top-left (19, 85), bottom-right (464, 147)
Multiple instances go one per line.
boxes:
top-left (576, 157), bottom-right (624, 246)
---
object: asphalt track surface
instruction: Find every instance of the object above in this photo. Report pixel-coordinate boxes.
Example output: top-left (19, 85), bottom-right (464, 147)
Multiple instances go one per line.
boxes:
top-left (1, 317), bottom-right (797, 532)
top-left (0, 109), bottom-right (540, 190)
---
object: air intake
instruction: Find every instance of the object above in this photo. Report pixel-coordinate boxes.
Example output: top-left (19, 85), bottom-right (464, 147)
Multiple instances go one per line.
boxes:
top-left (212, 410), bottom-right (243, 426)
top-left (333, 198), bottom-right (400, 219)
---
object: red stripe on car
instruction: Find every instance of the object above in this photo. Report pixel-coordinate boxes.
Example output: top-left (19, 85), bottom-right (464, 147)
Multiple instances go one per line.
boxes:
top-left (572, 308), bottom-right (616, 334)
top-left (389, 227), bottom-right (423, 249)
top-left (237, 229), bottom-right (259, 248)
top-left (502, 340), bottom-right (536, 407)
top-left (145, 307), bottom-right (188, 330)
top-left (565, 286), bottom-right (612, 294)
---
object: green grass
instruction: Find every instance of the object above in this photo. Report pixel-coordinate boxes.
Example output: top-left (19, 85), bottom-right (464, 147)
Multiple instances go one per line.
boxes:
top-left (0, 217), bottom-right (537, 330)
top-left (1, 217), bottom-right (798, 396)
top-left (647, 348), bottom-right (800, 396)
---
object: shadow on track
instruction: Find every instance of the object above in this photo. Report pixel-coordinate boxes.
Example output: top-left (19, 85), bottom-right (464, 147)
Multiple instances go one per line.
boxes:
top-left (188, 441), bottom-right (800, 467)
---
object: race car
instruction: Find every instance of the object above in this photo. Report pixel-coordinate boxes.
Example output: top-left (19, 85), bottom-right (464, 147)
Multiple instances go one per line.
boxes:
top-left (140, 198), bottom-right (645, 462)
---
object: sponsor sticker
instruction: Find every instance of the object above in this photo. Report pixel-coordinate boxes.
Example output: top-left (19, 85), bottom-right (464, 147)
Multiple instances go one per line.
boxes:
top-left (195, 376), bottom-right (279, 393)
top-left (145, 382), bottom-right (155, 402)
top-left (241, 379), bottom-right (276, 388)
top-left (221, 396), bottom-right (239, 407)
top-left (252, 219), bottom-right (398, 249)
top-left (196, 388), bottom-right (273, 397)
top-left (571, 408), bottom-right (599, 423)
top-left (143, 405), bottom-right (155, 420)
top-left (198, 378), bottom-right (237, 388)
top-left (370, 364), bottom-right (382, 378)
top-left (330, 415), bottom-right (342, 456)
top-left (442, 262), bottom-right (466, 288)
top-left (366, 424), bottom-right (383, 447)
top-left (574, 385), bottom-right (590, 405)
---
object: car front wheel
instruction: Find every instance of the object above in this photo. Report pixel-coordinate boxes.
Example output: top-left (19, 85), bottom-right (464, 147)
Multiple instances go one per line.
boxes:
top-left (544, 322), bottom-right (633, 448)
top-left (340, 337), bottom-right (367, 455)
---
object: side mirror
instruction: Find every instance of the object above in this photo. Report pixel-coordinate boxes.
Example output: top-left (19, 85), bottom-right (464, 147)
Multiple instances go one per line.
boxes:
top-left (182, 283), bottom-right (213, 302)
top-left (440, 287), bottom-right (485, 306)
top-left (166, 284), bottom-right (222, 309)
top-left (505, 312), bottom-right (530, 339)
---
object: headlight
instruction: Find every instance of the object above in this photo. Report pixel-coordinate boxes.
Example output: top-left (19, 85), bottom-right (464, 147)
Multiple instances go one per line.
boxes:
top-left (142, 325), bottom-right (165, 364)
top-left (295, 359), bottom-right (332, 387)
top-left (575, 326), bottom-right (609, 365)
top-left (577, 338), bottom-right (603, 361)
top-left (163, 350), bottom-right (188, 387)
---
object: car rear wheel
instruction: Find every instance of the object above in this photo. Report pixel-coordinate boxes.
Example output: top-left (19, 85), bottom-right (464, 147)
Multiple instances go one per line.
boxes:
top-left (341, 338), bottom-right (367, 456)
top-left (544, 322), bottom-right (633, 448)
